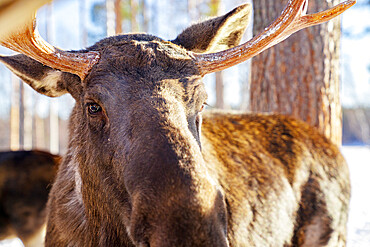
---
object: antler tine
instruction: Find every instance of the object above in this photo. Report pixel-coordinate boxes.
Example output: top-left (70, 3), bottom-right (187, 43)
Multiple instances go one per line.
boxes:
top-left (0, 13), bottom-right (100, 80)
top-left (193, 0), bottom-right (356, 76)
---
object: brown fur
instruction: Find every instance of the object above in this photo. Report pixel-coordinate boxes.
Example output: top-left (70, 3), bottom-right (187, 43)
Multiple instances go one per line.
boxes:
top-left (0, 150), bottom-right (60, 247)
top-left (0, 3), bottom-right (350, 247)
top-left (201, 111), bottom-right (350, 246)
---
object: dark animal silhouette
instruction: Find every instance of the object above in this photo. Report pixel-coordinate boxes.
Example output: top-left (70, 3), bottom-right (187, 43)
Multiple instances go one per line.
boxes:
top-left (0, 0), bottom-right (355, 246)
top-left (0, 150), bottom-right (59, 247)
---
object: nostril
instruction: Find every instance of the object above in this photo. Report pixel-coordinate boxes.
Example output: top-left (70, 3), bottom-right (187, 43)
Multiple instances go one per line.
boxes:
top-left (139, 242), bottom-right (150, 247)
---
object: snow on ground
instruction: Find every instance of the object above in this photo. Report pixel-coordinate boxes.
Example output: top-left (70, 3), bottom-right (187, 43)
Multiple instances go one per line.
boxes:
top-left (0, 146), bottom-right (369, 247)
top-left (343, 146), bottom-right (370, 247)
top-left (0, 239), bottom-right (22, 247)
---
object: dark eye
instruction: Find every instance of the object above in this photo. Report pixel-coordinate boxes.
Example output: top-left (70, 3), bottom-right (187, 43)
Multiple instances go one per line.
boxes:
top-left (87, 103), bottom-right (102, 115)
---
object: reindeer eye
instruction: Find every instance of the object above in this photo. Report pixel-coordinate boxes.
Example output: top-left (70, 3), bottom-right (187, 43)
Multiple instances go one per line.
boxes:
top-left (87, 103), bottom-right (102, 115)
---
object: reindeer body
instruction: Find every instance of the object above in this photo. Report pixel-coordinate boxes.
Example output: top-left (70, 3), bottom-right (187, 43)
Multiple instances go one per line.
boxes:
top-left (201, 112), bottom-right (349, 246)
top-left (43, 109), bottom-right (349, 247)
top-left (0, 1), bottom-right (354, 246)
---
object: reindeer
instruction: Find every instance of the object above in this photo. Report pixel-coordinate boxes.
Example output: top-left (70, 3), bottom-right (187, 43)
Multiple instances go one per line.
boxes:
top-left (0, 150), bottom-right (59, 247)
top-left (0, 0), bottom-right (355, 246)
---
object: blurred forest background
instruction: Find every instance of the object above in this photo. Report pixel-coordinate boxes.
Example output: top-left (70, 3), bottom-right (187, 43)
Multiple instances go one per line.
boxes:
top-left (0, 0), bottom-right (368, 155)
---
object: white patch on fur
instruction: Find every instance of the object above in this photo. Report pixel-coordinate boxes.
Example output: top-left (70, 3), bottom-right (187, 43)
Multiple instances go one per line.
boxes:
top-left (6, 65), bottom-right (65, 96)
top-left (37, 71), bottom-right (64, 95)
top-left (74, 165), bottom-right (83, 199)
top-left (67, 158), bottom-right (83, 203)
top-left (40, 70), bottom-right (63, 88)
top-left (239, 176), bottom-right (298, 246)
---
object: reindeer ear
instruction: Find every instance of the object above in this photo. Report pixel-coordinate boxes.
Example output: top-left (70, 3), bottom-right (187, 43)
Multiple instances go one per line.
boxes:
top-left (172, 3), bottom-right (251, 53)
top-left (0, 54), bottom-right (82, 98)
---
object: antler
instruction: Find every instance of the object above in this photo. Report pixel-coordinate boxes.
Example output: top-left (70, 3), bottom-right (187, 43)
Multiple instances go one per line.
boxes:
top-left (0, 13), bottom-right (100, 80)
top-left (0, 0), bottom-right (52, 40)
top-left (193, 0), bottom-right (356, 76)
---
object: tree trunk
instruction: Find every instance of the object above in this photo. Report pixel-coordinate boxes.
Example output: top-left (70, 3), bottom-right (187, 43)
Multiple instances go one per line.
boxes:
top-left (250, 0), bottom-right (342, 146)
top-left (23, 85), bottom-right (33, 150)
top-left (215, 71), bottom-right (224, 109)
top-left (115, 0), bottom-right (122, 34)
top-left (10, 75), bottom-right (20, 151)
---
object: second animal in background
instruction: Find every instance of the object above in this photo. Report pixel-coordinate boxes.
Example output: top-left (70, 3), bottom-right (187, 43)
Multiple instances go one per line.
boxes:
top-left (0, 150), bottom-right (60, 247)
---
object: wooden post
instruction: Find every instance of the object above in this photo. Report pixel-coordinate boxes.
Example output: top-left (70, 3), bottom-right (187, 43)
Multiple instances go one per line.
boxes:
top-left (49, 100), bottom-right (59, 154)
top-left (23, 86), bottom-right (33, 150)
top-left (115, 0), bottom-right (122, 34)
top-left (215, 71), bottom-right (224, 109)
top-left (35, 113), bottom-right (46, 150)
top-left (18, 79), bottom-right (24, 149)
top-left (10, 75), bottom-right (20, 151)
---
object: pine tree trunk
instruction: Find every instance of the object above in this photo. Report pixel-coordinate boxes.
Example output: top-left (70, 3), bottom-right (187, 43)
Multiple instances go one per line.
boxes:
top-left (215, 71), bottom-right (224, 109)
top-left (23, 86), bottom-right (33, 150)
top-left (250, 0), bottom-right (342, 146)
top-left (10, 75), bottom-right (20, 151)
top-left (115, 0), bottom-right (122, 34)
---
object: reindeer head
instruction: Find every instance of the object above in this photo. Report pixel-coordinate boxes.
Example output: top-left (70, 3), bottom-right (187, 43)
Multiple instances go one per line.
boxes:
top-left (0, 1), bottom-right (355, 246)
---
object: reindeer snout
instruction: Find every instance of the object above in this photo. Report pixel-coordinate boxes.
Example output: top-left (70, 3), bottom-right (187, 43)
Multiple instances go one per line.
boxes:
top-left (128, 186), bottom-right (229, 247)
